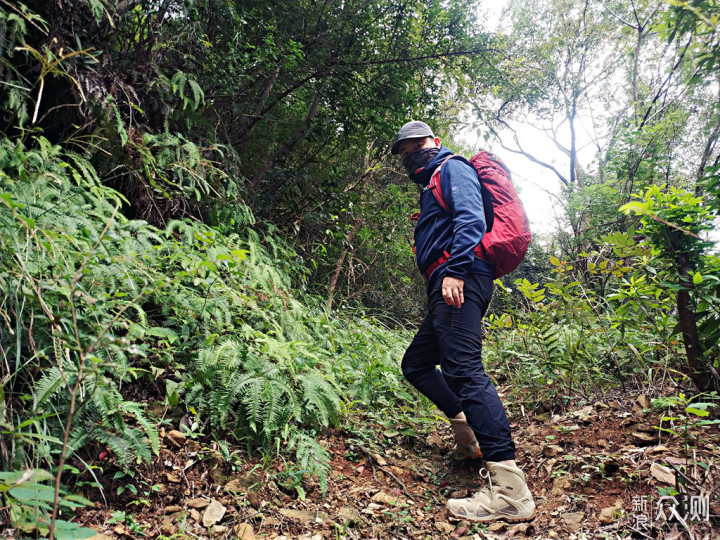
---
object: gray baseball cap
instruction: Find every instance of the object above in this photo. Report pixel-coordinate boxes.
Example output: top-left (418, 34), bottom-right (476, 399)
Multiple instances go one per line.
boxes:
top-left (391, 120), bottom-right (435, 155)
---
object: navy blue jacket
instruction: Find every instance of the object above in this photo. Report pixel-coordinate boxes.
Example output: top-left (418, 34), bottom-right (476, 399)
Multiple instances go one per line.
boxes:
top-left (412, 146), bottom-right (493, 294)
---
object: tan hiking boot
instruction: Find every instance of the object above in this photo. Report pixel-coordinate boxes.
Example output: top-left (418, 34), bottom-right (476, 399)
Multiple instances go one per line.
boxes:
top-left (446, 462), bottom-right (536, 522)
top-left (450, 418), bottom-right (482, 460)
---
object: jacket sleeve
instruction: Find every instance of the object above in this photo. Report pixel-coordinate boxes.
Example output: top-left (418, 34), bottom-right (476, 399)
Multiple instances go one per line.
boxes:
top-left (441, 158), bottom-right (486, 280)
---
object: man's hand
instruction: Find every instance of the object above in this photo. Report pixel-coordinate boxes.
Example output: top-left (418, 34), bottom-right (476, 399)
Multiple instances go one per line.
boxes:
top-left (442, 276), bottom-right (464, 308)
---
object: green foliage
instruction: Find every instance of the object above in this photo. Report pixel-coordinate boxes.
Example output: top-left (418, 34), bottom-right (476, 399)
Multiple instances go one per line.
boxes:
top-left (1, 129), bottom-right (416, 512)
top-left (651, 391), bottom-right (720, 447)
top-left (3, 3), bottom-right (720, 537)
top-left (0, 469), bottom-right (96, 539)
top-left (621, 186), bottom-right (720, 380)
top-left (484, 226), bottom-right (711, 401)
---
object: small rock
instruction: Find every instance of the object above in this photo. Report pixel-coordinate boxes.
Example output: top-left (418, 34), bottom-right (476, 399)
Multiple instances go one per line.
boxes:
top-left (632, 395), bottom-right (651, 416)
top-left (189, 508), bottom-right (202, 522)
top-left (166, 429), bottom-right (187, 447)
top-left (646, 445), bottom-right (670, 456)
top-left (186, 498), bottom-right (210, 509)
top-left (233, 523), bottom-right (254, 540)
top-left (550, 475), bottom-right (572, 497)
top-left (543, 444), bottom-right (564, 457)
top-left (362, 502), bottom-right (381, 515)
top-left (224, 479), bottom-right (244, 493)
top-left (338, 505), bottom-right (363, 524)
top-left (164, 505), bottom-right (183, 514)
top-left (277, 508), bottom-right (329, 523)
top-left (86, 534), bottom-right (114, 540)
top-left (631, 431), bottom-right (657, 446)
top-left (488, 521), bottom-right (506, 531)
top-left (598, 500), bottom-right (623, 523)
top-left (165, 472), bottom-right (182, 483)
top-left (371, 491), bottom-right (398, 505)
top-left (507, 523), bottom-right (529, 537)
top-left (160, 519), bottom-right (177, 535)
top-left (562, 511), bottom-right (584, 531)
top-left (650, 463), bottom-right (676, 485)
top-left (435, 521), bottom-right (455, 534)
top-left (608, 400), bottom-right (622, 410)
top-left (202, 500), bottom-right (226, 528)
top-left (212, 525), bottom-right (228, 534)
top-left (573, 405), bottom-right (595, 421)
top-left (113, 525), bottom-right (128, 536)
top-left (372, 453), bottom-right (388, 466)
top-left (452, 525), bottom-right (468, 537)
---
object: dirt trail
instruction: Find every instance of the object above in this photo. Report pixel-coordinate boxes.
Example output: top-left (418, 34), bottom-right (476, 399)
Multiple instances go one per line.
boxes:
top-left (72, 392), bottom-right (718, 540)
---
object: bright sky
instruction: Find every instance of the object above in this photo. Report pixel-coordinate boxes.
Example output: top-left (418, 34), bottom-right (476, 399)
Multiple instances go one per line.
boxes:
top-left (456, 1), bottom-right (566, 237)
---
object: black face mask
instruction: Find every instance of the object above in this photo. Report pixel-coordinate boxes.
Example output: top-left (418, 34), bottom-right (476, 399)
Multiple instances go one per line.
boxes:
top-left (403, 146), bottom-right (440, 176)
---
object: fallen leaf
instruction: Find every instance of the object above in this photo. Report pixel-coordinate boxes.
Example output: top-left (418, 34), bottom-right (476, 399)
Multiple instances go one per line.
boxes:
top-left (650, 463), bottom-right (676, 485)
top-left (166, 429), bottom-right (186, 447)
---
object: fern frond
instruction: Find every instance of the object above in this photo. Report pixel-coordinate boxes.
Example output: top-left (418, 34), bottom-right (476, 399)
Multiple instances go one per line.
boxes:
top-left (289, 432), bottom-right (330, 495)
top-left (121, 401), bottom-right (160, 456)
top-left (33, 366), bottom-right (66, 409)
top-left (298, 371), bottom-right (340, 427)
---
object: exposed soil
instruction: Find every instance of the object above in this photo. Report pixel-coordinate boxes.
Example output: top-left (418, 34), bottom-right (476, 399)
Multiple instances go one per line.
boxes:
top-left (4, 391), bottom-right (719, 540)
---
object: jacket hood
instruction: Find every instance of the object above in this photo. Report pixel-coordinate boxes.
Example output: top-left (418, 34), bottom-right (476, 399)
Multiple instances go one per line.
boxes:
top-left (409, 145), bottom-right (455, 186)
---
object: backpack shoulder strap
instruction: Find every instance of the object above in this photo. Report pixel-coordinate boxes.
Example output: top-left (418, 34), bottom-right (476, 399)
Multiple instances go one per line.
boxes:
top-left (427, 155), bottom-right (470, 212)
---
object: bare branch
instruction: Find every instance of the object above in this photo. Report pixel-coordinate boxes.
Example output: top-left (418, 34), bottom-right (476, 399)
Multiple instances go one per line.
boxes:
top-left (487, 121), bottom-right (570, 186)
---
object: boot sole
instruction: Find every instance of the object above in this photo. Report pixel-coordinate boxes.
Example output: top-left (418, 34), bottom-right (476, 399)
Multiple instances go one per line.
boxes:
top-left (448, 507), bottom-right (536, 523)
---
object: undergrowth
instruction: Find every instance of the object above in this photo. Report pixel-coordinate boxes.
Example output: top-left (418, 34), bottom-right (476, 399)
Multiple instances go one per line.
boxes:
top-left (0, 134), bottom-right (418, 535)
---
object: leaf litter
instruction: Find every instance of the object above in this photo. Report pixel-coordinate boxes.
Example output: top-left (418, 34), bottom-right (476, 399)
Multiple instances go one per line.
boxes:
top-left (30, 391), bottom-right (720, 540)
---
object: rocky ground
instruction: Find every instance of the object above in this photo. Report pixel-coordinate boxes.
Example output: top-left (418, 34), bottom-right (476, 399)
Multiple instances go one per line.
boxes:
top-left (5, 391), bottom-right (719, 540)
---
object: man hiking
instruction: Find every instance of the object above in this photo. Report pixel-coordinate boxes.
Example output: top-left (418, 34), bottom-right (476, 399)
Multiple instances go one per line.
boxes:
top-left (391, 120), bottom-right (535, 523)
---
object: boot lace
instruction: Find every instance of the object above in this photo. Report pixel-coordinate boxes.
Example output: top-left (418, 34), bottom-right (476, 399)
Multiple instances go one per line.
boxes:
top-left (473, 467), bottom-right (495, 498)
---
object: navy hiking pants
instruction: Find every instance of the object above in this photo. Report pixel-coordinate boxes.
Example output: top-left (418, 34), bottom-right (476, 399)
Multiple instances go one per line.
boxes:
top-left (402, 272), bottom-right (515, 462)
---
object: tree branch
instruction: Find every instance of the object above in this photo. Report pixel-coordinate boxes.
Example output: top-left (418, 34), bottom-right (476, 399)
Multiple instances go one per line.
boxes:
top-left (487, 120), bottom-right (570, 186)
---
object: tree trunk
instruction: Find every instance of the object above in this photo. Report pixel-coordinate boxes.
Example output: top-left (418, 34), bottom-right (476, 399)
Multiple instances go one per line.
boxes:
top-left (250, 79), bottom-right (328, 191)
top-left (670, 230), bottom-right (711, 391)
top-left (327, 227), bottom-right (357, 310)
top-left (233, 64), bottom-right (282, 147)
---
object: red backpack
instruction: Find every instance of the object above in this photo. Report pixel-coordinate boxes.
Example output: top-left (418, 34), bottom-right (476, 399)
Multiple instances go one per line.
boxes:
top-left (425, 151), bottom-right (531, 279)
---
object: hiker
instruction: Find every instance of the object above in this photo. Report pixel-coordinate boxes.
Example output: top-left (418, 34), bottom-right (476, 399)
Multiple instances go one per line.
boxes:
top-left (391, 120), bottom-right (535, 523)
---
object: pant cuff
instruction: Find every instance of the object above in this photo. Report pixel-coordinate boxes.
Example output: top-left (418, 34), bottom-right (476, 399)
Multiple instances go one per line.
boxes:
top-left (483, 450), bottom-right (516, 462)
